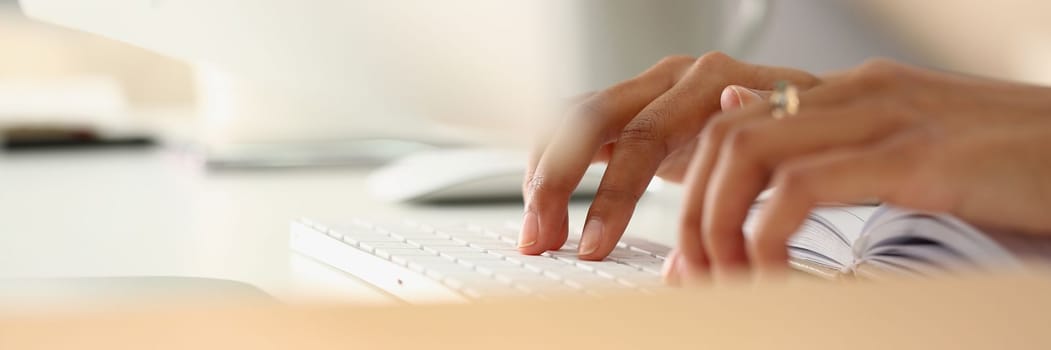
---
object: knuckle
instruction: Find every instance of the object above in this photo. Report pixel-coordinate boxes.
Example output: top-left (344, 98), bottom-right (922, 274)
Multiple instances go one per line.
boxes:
top-left (858, 57), bottom-right (902, 74)
top-left (639, 55), bottom-right (697, 85)
top-left (654, 55), bottom-right (697, 70)
top-left (619, 116), bottom-right (664, 149)
top-left (772, 163), bottom-right (814, 196)
top-left (701, 114), bottom-right (737, 142)
top-left (722, 125), bottom-right (760, 159)
top-left (853, 58), bottom-right (908, 89)
top-left (525, 174), bottom-right (576, 199)
top-left (694, 51), bottom-right (733, 69)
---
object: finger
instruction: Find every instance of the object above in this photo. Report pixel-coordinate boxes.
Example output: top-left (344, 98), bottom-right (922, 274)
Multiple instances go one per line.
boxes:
top-left (580, 53), bottom-right (820, 260)
top-left (749, 128), bottom-right (936, 276)
top-left (520, 55), bottom-right (698, 254)
top-left (524, 92), bottom-right (598, 197)
top-left (675, 109), bottom-right (771, 283)
top-left (579, 56), bottom-right (738, 259)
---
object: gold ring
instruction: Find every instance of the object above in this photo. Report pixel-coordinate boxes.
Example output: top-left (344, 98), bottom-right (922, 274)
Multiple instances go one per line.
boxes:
top-left (770, 81), bottom-right (799, 119)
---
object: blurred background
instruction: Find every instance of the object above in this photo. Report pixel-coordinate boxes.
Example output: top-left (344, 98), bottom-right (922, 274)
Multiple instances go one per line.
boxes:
top-left (2, 0), bottom-right (1049, 152)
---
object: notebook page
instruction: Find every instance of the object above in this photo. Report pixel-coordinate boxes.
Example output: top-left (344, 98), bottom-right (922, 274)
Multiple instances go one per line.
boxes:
top-left (853, 207), bottom-right (1024, 274)
top-left (978, 229), bottom-right (1051, 266)
top-left (745, 205), bottom-right (877, 270)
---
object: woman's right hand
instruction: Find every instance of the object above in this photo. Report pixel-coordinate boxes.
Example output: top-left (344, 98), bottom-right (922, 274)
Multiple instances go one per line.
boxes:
top-left (518, 52), bottom-right (819, 259)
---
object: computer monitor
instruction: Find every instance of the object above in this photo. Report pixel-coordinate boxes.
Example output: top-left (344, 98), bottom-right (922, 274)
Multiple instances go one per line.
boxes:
top-left (19, 0), bottom-right (768, 148)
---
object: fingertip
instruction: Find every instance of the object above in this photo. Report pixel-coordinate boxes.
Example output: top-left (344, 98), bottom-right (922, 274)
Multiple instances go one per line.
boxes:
top-left (720, 86), bottom-right (740, 110)
top-left (746, 189), bottom-right (812, 280)
top-left (720, 85), bottom-right (764, 111)
top-left (719, 85), bottom-right (744, 110)
top-left (577, 218), bottom-right (605, 259)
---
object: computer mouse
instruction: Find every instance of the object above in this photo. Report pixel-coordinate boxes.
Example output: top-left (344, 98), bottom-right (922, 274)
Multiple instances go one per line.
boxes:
top-left (368, 148), bottom-right (606, 203)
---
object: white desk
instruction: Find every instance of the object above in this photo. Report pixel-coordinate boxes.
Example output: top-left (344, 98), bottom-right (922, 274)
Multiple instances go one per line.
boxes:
top-left (0, 148), bottom-right (682, 304)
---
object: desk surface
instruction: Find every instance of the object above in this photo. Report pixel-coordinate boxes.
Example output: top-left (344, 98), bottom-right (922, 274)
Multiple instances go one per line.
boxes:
top-left (0, 149), bottom-right (682, 304)
top-left (3, 274), bottom-right (1051, 349)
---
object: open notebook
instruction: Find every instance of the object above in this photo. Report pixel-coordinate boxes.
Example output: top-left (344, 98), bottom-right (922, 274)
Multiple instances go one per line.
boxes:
top-left (772, 206), bottom-right (1051, 279)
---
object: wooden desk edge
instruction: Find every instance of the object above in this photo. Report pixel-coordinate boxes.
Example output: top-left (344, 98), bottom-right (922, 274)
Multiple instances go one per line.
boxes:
top-left (2, 273), bottom-right (1050, 350)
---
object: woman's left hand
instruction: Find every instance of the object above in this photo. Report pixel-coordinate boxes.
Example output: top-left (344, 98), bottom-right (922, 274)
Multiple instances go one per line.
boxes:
top-left (665, 59), bottom-right (1051, 284)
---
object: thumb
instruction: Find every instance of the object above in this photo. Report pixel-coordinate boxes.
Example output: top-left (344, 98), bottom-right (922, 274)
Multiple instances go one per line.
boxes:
top-left (720, 85), bottom-right (771, 111)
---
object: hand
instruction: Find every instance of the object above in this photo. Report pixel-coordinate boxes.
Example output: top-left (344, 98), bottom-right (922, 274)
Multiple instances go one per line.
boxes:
top-left (519, 52), bottom-right (819, 259)
top-left (665, 59), bottom-right (1051, 284)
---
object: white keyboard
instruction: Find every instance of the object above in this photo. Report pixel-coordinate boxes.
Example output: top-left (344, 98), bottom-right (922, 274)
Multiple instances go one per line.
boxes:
top-left (290, 218), bottom-right (672, 303)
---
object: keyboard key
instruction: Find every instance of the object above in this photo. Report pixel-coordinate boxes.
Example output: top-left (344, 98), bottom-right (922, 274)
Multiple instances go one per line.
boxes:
top-left (376, 248), bottom-right (433, 260)
top-left (553, 256), bottom-right (609, 272)
top-left (405, 256), bottom-right (459, 272)
top-left (593, 263), bottom-right (647, 277)
top-left (466, 240), bottom-right (515, 250)
top-left (621, 260), bottom-right (665, 275)
top-left (542, 266), bottom-right (601, 281)
top-left (387, 229), bottom-right (441, 240)
top-left (390, 253), bottom-right (445, 267)
top-left (447, 234), bottom-right (497, 244)
top-left (423, 245), bottom-right (483, 255)
top-left (444, 252), bottom-right (504, 262)
top-left (406, 238), bottom-right (467, 248)
top-left (505, 254), bottom-right (566, 265)
top-left (620, 237), bottom-right (672, 258)
top-left (493, 270), bottom-right (550, 285)
top-left (523, 262), bottom-right (577, 274)
top-left (607, 250), bottom-right (657, 261)
top-left (359, 241), bottom-right (418, 254)
top-left (484, 249), bottom-right (526, 258)
top-left (474, 261), bottom-right (527, 277)
top-left (340, 232), bottom-right (401, 246)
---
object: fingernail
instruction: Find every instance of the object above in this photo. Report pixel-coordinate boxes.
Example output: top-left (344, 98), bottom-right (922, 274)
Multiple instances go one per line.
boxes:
top-left (518, 211), bottom-right (539, 248)
top-left (578, 219), bottom-right (603, 256)
top-left (732, 86), bottom-right (760, 105)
